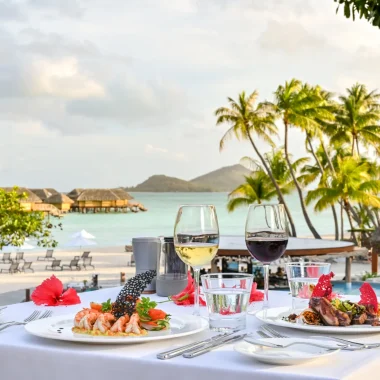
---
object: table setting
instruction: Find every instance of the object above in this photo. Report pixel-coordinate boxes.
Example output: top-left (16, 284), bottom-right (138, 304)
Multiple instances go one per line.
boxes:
top-left (2, 203), bottom-right (380, 380)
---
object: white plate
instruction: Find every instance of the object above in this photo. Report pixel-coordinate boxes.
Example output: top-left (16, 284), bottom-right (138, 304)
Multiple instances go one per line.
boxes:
top-left (25, 314), bottom-right (208, 344)
top-left (255, 307), bottom-right (380, 334)
top-left (234, 338), bottom-right (340, 365)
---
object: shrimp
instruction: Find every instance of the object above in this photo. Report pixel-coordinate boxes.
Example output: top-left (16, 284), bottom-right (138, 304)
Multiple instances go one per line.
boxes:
top-left (78, 311), bottom-right (99, 330)
top-left (74, 308), bottom-right (93, 327)
top-left (125, 313), bottom-right (142, 334)
top-left (93, 313), bottom-right (115, 333)
top-left (110, 315), bottom-right (130, 333)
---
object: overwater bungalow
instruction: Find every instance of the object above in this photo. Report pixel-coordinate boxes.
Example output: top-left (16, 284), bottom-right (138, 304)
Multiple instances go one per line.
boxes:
top-left (2, 187), bottom-right (42, 211)
top-left (45, 193), bottom-right (74, 212)
top-left (30, 188), bottom-right (53, 202)
top-left (69, 188), bottom-right (144, 213)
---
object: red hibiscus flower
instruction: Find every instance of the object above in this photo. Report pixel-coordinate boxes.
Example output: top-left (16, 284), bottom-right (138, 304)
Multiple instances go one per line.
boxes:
top-left (170, 271), bottom-right (206, 306)
top-left (249, 282), bottom-right (264, 303)
top-left (31, 275), bottom-right (81, 306)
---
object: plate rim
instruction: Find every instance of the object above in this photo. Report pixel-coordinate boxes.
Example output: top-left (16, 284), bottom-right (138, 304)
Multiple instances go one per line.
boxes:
top-left (24, 313), bottom-right (209, 344)
top-left (255, 306), bottom-right (380, 334)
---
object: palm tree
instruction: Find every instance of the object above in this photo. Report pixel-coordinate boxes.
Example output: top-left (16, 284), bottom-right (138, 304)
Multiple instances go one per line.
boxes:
top-left (227, 170), bottom-right (276, 212)
top-left (270, 79), bottom-right (333, 239)
top-left (333, 83), bottom-right (380, 156)
top-left (300, 144), bottom-right (339, 240)
top-left (215, 91), bottom-right (297, 236)
top-left (306, 156), bottom-right (380, 245)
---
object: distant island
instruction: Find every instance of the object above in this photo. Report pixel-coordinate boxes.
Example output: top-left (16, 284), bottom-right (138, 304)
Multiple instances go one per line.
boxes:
top-left (125, 164), bottom-right (252, 192)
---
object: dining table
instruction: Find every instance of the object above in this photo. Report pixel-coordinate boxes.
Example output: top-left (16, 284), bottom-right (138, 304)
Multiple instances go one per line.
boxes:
top-left (0, 286), bottom-right (378, 380)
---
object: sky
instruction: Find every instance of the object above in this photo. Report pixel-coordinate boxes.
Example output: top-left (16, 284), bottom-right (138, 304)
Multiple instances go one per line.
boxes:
top-left (2, 0), bottom-right (380, 191)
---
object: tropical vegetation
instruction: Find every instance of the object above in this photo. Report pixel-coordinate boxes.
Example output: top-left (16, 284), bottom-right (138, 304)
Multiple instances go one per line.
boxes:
top-left (216, 81), bottom-right (380, 244)
top-left (334, 0), bottom-right (380, 29)
top-left (0, 187), bottom-right (59, 250)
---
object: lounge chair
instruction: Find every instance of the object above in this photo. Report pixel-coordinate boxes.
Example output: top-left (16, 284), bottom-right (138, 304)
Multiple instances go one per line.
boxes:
top-left (81, 251), bottom-right (91, 259)
top-left (82, 257), bottom-right (95, 270)
top-left (0, 262), bottom-right (20, 274)
top-left (37, 249), bottom-right (56, 261)
top-left (1, 253), bottom-right (12, 264)
top-left (128, 253), bottom-right (135, 267)
top-left (62, 259), bottom-right (81, 271)
top-left (21, 262), bottom-right (34, 273)
top-left (45, 260), bottom-right (62, 271)
top-left (15, 252), bottom-right (25, 263)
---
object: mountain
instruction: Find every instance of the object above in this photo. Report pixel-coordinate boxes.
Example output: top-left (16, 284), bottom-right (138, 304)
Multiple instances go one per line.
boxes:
top-left (125, 164), bottom-right (252, 192)
top-left (125, 175), bottom-right (213, 192)
top-left (190, 164), bottom-right (252, 192)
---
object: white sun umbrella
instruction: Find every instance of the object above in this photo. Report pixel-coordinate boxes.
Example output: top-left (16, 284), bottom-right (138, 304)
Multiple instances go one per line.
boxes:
top-left (65, 236), bottom-right (97, 249)
top-left (71, 229), bottom-right (96, 239)
top-left (6, 242), bottom-right (35, 251)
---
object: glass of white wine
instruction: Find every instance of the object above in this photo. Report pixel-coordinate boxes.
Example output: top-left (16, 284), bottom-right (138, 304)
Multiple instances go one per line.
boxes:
top-left (174, 205), bottom-right (219, 316)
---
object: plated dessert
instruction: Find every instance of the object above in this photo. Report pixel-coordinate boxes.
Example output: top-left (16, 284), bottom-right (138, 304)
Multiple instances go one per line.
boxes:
top-left (72, 270), bottom-right (171, 337)
top-left (284, 272), bottom-right (380, 327)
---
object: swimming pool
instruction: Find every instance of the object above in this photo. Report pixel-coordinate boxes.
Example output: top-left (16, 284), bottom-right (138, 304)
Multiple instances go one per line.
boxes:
top-left (332, 281), bottom-right (380, 295)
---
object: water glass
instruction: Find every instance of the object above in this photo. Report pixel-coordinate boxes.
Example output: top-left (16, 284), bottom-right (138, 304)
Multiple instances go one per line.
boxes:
top-left (201, 273), bottom-right (253, 332)
top-left (286, 262), bottom-right (331, 310)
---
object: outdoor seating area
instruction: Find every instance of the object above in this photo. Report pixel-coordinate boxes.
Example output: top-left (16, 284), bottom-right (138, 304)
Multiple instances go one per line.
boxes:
top-left (0, 250), bottom-right (95, 274)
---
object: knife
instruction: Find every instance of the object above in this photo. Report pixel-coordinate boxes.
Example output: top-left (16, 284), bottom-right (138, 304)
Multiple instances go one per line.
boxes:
top-left (156, 332), bottom-right (236, 360)
top-left (183, 333), bottom-right (246, 358)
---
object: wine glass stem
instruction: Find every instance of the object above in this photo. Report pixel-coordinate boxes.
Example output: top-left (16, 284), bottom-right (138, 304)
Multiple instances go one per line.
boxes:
top-left (263, 264), bottom-right (269, 309)
top-left (193, 268), bottom-right (201, 316)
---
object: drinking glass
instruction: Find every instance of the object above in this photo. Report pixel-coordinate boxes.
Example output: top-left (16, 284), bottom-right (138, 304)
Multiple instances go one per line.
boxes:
top-left (286, 262), bottom-right (331, 311)
top-left (174, 205), bottom-right (219, 316)
top-left (245, 203), bottom-right (289, 309)
top-left (201, 273), bottom-right (253, 331)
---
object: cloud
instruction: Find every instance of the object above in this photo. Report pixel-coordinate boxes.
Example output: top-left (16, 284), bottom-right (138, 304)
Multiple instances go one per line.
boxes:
top-left (258, 20), bottom-right (327, 54)
top-left (145, 144), bottom-right (168, 154)
top-left (28, 0), bottom-right (84, 18)
top-left (0, 1), bottom-right (26, 21)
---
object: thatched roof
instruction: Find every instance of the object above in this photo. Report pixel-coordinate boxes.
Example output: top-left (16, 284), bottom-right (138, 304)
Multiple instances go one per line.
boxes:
top-left (30, 188), bottom-right (52, 201)
top-left (1, 187), bottom-right (42, 203)
top-left (66, 188), bottom-right (84, 201)
top-left (45, 188), bottom-right (59, 195)
top-left (77, 189), bottom-right (120, 201)
top-left (45, 193), bottom-right (74, 204)
top-left (111, 188), bottom-right (134, 200)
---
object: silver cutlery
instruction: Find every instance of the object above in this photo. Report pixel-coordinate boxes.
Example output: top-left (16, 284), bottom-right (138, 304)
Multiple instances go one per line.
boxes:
top-left (0, 310), bottom-right (41, 327)
top-left (245, 333), bottom-right (347, 350)
top-left (310, 335), bottom-right (380, 349)
top-left (260, 325), bottom-right (370, 351)
top-left (0, 310), bottom-right (52, 332)
top-left (183, 333), bottom-right (246, 358)
top-left (157, 331), bottom-right (236, 360)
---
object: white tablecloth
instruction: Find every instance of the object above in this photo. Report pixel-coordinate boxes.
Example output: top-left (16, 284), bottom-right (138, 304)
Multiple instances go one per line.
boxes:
top-left (0, 288), bottom-right (378, 380)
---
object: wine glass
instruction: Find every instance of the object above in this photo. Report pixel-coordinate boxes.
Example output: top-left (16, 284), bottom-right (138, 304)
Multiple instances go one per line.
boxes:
top-left (245, 203), bottom-right (289, 310)
top-left (174, 205), bottom-right (219, 316)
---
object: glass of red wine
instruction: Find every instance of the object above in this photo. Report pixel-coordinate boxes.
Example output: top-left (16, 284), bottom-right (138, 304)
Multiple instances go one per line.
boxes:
top-left (245, 203), bottom-right (289, 310)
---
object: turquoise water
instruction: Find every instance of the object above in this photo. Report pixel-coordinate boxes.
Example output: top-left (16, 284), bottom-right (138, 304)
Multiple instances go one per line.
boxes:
top-left (41, 192), bottom-right (345, 249)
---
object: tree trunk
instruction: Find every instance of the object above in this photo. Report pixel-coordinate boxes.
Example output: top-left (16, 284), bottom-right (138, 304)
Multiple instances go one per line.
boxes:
top-left (307, 136), bottom-right (339, 240)
top-left (246, 130), bottom-right (297, 237)
top-left (284, 122), bottom-right (321, 239)
top-left (340, 200), bottom-right (344, 240)
top-left (356, 137), bottom-right (360, 156)
top-left (320, 139), bottom-right (336, 175)
top-left (344, 200), bottom-right (359, 246)
top-left (351, 137), bottom-right (355, 156)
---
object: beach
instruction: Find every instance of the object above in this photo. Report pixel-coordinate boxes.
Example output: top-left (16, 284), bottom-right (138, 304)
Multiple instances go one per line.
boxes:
top-left (0, 245), bottom-right (371, 306)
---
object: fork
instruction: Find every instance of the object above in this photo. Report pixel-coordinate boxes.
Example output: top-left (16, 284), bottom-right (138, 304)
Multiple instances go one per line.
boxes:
top-left (260, 325), bottom-right (368, 351)
top-left (0, 310), bottom-right (41, 327)
top-left (0, 310), bottom-right (52, 332)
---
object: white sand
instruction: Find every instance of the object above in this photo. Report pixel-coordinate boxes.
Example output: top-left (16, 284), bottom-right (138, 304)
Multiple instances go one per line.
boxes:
top-left (0, 246), bottom-right (137, 295)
